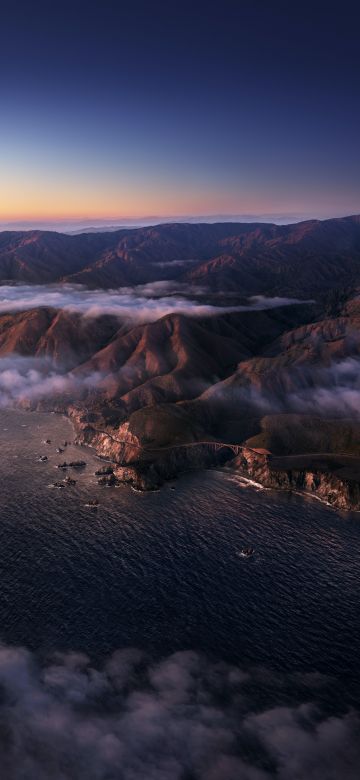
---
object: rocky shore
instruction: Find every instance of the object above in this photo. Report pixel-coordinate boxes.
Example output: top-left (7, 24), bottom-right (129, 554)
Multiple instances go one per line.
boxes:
top-left (68, 406), bottom-right (360, 510)
top-left (68, 407), bottom-right (234, 489)
top-left (232, 447), bottom-right (360, 512)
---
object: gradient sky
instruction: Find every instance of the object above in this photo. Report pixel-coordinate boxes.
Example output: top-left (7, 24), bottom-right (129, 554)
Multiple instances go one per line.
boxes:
top-left (1, 0), bottom-right (360, 222)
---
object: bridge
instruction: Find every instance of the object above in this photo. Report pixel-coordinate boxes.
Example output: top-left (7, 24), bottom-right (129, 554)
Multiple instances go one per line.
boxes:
top-left (89, 427), bottom-right (243, 458)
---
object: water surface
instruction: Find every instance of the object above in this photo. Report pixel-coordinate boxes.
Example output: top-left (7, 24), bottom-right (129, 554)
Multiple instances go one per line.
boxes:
top-left (0, 408), bottom-right (359, 708)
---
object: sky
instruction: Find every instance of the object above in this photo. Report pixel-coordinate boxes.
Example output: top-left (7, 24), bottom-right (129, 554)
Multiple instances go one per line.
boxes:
top-left (1, 0), bottom-right (360, 224)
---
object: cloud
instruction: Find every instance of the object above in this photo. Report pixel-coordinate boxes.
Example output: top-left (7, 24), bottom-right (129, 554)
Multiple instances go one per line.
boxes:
top-left (0, 284), bottom-right (314, 322)
top-left (207, 357), bottom-right (360, 419)
top-left (3, 352), bottom-right (357, 418)
top-left (248, 295), bottom-right (315, 309)
top-left (286, 358), bottom-right (360, 416)
top-left (263, 357), bottom-right (360, 417)
top-left (0, 356), bottom-right (103, 407)
top-left (0, 642), bottom-right (357, 780)
top-left (1, 350), bottom-right (358, 419)
top-left (151, 258), bottom-right (199, 268)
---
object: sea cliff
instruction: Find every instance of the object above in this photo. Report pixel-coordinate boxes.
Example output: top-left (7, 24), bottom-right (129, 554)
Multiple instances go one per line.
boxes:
top-left (69, 408), bottom-right (232, 490)
top-left (232, 448), bottom-right (360, 512)
top-left (68, 407), bottom-right (360, 509)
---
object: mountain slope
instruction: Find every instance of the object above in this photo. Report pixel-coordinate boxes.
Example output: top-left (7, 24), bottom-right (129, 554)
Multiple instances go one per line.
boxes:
top-left (1, 218), bottom-right (360, 500)
top-left (1, 216), bottom-right (360, 294)
top-left (0, 308), bottom-right (119, 369)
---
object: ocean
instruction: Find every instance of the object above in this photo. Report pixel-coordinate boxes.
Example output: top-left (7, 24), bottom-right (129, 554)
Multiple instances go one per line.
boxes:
top-left (0, 408), bottom-right (359, 778)
top-left (0, 409), bottom-right (358, 682)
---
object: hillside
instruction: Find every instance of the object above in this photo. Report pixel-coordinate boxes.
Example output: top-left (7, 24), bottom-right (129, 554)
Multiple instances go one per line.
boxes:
top-left (0, 216), bottom-right (360, 296)
top-left (1, 217), bottom-right (360, 502)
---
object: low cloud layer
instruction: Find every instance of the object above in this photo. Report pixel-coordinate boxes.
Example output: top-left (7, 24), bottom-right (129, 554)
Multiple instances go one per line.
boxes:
top-left (0, 641), bottom-right (357, 780)
top-left (248, 295), bottom-right (315, 309)
top-left (274, 358), bottom-right (360, 417)
top-left (151, 258), bottom-right (199, 268)
top-left (1, 354), bottom-right (359, 418)
top-left (286, 358), bottom-right (360, 416)
top-left (0, 283), bottom-right (313, 322)
top-left (0, 356), bottom-right (101, 407)
top-left (209, 357), bottom-right (360, 419)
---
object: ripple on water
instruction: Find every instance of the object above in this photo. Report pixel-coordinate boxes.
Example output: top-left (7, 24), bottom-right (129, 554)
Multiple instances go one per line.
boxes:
top-left (0, 409), bottom-right (359, 706)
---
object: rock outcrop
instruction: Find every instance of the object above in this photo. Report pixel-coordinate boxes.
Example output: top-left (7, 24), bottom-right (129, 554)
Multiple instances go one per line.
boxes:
top-left (232, 447), bottom-right (360, 511)
top-left (69, 405), bottom-right (360, 507)
top-left (69, 407), bottom-right (233, 490)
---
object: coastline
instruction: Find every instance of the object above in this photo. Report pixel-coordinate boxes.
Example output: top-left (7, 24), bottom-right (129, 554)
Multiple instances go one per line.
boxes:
top-left (7, 404), bottom-right (360, 513)
top-left (68, 408), bottom-right (360, 512)
top-left (231, 447), bottom-right (360, 513)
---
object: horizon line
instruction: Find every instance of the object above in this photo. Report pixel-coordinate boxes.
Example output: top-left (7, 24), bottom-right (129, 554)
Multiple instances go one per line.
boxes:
top-left (1, 210), bottom-right (359, 234)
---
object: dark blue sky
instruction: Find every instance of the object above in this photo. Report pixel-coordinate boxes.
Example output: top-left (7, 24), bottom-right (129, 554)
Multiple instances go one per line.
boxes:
top-left (1, 0), bottom-right (359, 221)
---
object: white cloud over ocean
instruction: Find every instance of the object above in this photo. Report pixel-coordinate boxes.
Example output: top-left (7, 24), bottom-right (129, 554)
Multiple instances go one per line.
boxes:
top-left (0, 642), bottom-right (357, 780)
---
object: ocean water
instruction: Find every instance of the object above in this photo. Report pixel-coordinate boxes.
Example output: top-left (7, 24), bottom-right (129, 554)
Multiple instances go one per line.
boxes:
top-left (0, 409), bottom-right (359, 704)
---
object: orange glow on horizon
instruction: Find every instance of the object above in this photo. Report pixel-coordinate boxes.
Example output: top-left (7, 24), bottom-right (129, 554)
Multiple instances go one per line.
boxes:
top-left (1, 177), bottom-right (356, 223)
top-left (0, 168), bottom-right (311, 222)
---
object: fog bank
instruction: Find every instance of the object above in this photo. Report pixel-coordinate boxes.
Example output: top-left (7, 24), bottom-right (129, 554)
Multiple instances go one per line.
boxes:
top-left (0, 283), bottom-right (313, 321)
top-left (0, 642), bottom-right (357, 780)
top-left (0, 356), bottom-right (102, 407)
top-left (209, 358), bottom-right (360, 418)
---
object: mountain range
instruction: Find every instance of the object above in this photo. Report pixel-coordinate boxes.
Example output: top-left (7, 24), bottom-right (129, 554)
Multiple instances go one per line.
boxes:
top-left (1, 216), bottom-right (360, 506)
top-left (1, 215), bottom-right (360, 294)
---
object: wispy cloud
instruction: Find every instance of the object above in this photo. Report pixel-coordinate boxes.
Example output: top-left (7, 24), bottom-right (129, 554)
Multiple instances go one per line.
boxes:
top-left (151, 258), bottom-right (199, 268)
top-left (272, 357), bottom-right (360, 417)
top-left (0, 356), bottom-right (102, 407)
top-left (0, 641), bottom-right (357, 780)
top-left (207, 357), bottom-right (360, 418)
top-left (0, 284), bottom-right (313, 322)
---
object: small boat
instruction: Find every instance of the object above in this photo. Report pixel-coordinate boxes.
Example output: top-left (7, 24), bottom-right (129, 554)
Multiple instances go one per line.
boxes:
top-left (238, 547), bottom-right (255, 558)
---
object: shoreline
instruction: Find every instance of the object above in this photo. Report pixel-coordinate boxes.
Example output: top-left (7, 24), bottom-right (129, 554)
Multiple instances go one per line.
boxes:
top-left (221, 467), bottom-right (356, 514)
top-left (68, 408), bottom-right (360, 513)
top-left (4, 406), bottom-right (360, 514)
